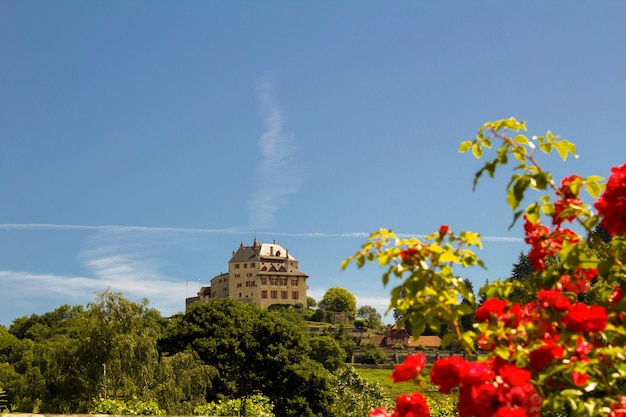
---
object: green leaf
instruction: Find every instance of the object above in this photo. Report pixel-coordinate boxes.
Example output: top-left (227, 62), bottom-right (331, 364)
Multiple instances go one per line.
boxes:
top-left (456, 303), bottom-right (474, 316)
top-left (459, 141), bottom-right (472, 153)
top-left (494, 345), bottom-right (511, 360)
top-left (553, 139), bottom-right (577, 160)
top-left (540, 142), bottom-right (553, 153)
top-left (472, 143), bottom-right (482, 159)
top-left (440, 332), bottom-right (457, 349)
top-left (513, 134), bottom-right (529, 145)
top-left (585, 175), bottom-right (605, 198)
top-left (508, 210), bottom-right (523, 229)
top-left (439, 251), bottom-right (460, 263)
top-left (506, 178), bottom-right (528, 210)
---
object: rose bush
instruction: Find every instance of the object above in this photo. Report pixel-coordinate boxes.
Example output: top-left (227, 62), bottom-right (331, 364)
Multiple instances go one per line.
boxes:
top-left (344, 118), bottom-right (626, 417)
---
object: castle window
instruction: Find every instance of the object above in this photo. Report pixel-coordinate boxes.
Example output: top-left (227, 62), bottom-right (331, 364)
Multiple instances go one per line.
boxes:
top-left (281, 290), bottom-right (288, 299)
top-left (291, 279), bottom-right (298, 286)
top-left (260, 277), bottom-right (267, 285)
top-left (271, 290), bottom-right (278, 299)
top-left (235, 264), bottom-right (240, 269)
top-left (261, 290), bottom-right (267, 299)
top-left (280, 277), bottom-right (287, 286)
top-left (244, 263), bottom-right (248, 268)
top-left (292, 291), bottom-right (299, 299)
top-left (270, 277), bottom-right (278, 286)
top-left (250, 263), bottom-right (255, 267)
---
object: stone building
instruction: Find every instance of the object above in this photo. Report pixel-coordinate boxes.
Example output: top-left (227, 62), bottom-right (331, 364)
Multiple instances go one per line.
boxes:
top-left (187, 238), bottom-right (309, 309)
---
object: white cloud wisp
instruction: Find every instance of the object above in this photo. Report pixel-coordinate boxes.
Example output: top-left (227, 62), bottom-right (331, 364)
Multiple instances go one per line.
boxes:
top-left (249, 74), bottom-right (301, 230)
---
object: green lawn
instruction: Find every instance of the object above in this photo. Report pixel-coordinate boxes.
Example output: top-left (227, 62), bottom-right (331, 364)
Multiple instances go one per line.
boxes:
top-left (355, 367), bottom-right (427, 400)
top-left (355, 367), bottom-right (454, 409)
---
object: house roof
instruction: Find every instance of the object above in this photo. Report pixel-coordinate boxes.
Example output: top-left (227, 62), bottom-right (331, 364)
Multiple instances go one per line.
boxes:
top-left (360, 335), bottom-right (385, 346)
top-left (229, 241), bottom-right (297, 263)
top-left (408, 335), bottom-right (442, 348)
top-left (258, 270), bottom-right (309, 277)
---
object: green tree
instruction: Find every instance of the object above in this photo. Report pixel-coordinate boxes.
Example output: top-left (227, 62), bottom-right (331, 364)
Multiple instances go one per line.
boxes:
top-left (307, 296), bottom-right (318, 309)
top-left (151, 350), bottom-right (217, 415)
top-left (318, 287), bottom-right (357, 313)
top-left (328, 366), bottom-right (391, 417)
top-left (362, 343), bottom-right (386, 365)
top-left (332, 324), bottom-right (358, 361)
top-left (356, 305), bottom-right (382, 328)
top-left (308, 335), bottom-right (346, 371)
top-left (160, 299), bottom-right (334, 417)
top-left (81, 290), bottom-right (162, 401)
top-left (460, 278), bottom-right (476, 334)
top-left (5, 304), bottom-right (88, 412)
top-left (507, 252), bottom-right (535, 303)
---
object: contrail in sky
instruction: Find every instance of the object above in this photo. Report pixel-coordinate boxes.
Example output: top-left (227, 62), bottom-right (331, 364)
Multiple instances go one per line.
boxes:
top-left (0, 223), bottom-right (524, 242)
top-left (249, 73), bottom-right (301, 230)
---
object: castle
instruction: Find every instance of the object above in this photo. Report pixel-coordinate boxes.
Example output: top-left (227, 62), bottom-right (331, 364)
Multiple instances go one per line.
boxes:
top-left (186, 238), bottom-right (309, 309)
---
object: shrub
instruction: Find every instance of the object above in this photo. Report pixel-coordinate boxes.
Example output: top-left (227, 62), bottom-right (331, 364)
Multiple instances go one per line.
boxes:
top-left (363, 343), bottom-right (386, 364)
top-left (329, 366), bottom-right (393, 417)
top-left (193, 394), bottom-right (274, 417)
top-left (89, 397), bottom-right (165, 415)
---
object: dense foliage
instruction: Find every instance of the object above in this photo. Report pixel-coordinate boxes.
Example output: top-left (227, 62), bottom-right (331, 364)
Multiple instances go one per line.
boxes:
top-left (1, 289), bottom-right (386, 417)
top-left (318, 287), bottom-right (358, 313)
top-left (89, 397), bottom-right (166, 415)
top-left (345, 118), bottom-right (626, 417)
top-left (160, 298), bottom-right (336, 417)
top-left (192, 394), bottom-right (275, 417)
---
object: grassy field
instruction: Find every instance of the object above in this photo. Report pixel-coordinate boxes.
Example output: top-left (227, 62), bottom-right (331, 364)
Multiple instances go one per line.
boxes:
top-left (355, 366), bottom-right (453, 408)
top-left (355, 367), bottom-right (428, 400)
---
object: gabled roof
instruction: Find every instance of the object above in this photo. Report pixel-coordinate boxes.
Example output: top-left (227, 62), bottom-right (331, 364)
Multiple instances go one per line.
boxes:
top-left (360, 335), bottom-right (385, 346)
top-left (229, 241), bottom-right (297, 263)
top-left (408, 335), bottom-right (442, 348)
top-left (258, 242), bottom-right (296, 260)
top-left (229, 246), bottom-right (260, 263)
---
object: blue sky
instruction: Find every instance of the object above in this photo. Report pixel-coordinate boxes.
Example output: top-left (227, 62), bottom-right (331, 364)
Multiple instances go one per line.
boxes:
top-left (1, 2), bottom-right (625, 326)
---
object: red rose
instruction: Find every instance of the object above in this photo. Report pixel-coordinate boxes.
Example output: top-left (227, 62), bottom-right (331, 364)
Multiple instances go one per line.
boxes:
top-left (475, 298), bottom-right (508, 322)
top-left (438, 224), bottom-right (449, 239)
top-left (524, 216), bottom-right (580, 270)
top-left (461, 360), bottom-right (494, 385)
top-left (609, 396), bottom-right (626, 417)
top-left (552, 175), bottom-right (583, 227)
top-left (370, 407), bottom-right (392, 417)
top-left (595, 162), bottom-right (626, 236)
top-left (391, 352), bottom-right (426, 383)
top-left (470, 383), bottom-right (500, 417)
top-left (493, 406), bottom-right (527, 417)
top-left (430, 356), bottom-right (466, 394)
top-left (609, 284), bottom-right (625, 305)
top-left (393, 393), bottom-right (430, 417)
top-left (572, 371), bottom-right (588, 386)
top-left (537, 289), bottom-right (571, 311)
top-left (399, 248), bottom-right (419, 261)
top-left (562, 303), bottom-right (607, 332)
top-left (504, 384), bottom-right (542, 417)
top-left (529, 342), bottom-right (564, 372)
top-left (558, 274), bottom-right (590, 295)
top-left (499, 364), bottom-right (531, 386)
